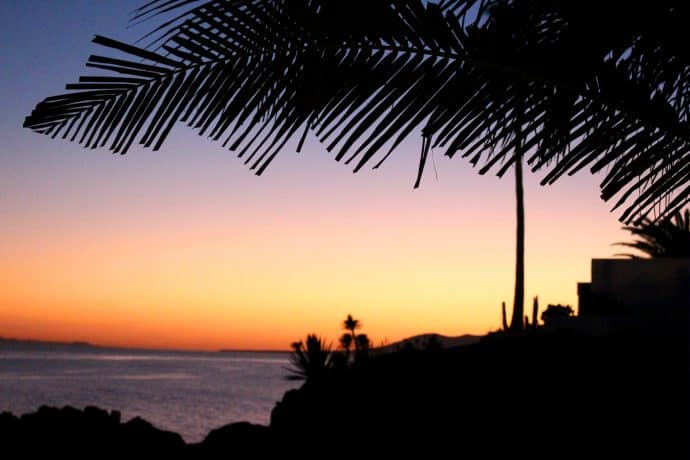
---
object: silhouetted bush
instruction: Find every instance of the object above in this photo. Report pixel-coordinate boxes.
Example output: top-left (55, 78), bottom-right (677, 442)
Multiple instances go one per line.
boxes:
top-left (286, 335), bottom-right (332, 381)
top-left (541, 304), bottom-right (574, 325)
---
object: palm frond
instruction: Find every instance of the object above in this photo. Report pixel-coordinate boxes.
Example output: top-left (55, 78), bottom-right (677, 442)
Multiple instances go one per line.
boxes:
top-left (23, 0), bottom-right (690, 223)
top-left (614, 209), bottom-right (690, 258)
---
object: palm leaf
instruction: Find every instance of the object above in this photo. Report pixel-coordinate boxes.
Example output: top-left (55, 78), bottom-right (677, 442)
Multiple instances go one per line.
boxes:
top-left (614, 209), bottom-right (690, 257)
top-left (23, 0), bottom-right (690, 223)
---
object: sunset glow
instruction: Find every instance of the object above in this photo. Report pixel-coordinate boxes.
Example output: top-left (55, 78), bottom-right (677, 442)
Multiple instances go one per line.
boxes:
top-left (0, 1), bottom-right (630, 351)
top-left (0, 137), bottom-right (628, 350)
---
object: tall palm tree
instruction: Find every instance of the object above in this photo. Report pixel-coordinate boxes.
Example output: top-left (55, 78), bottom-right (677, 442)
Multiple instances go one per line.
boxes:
top-left (511, 153), bottom-right (525, 330)
top-left (614, 209), bottom-right (690, 258)
top-left (23, 1), bottom-right (690, 332)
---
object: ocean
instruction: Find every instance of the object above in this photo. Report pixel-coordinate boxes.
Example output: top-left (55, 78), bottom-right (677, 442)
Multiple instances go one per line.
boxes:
top-left (0, 347), bottom-right (300, 442)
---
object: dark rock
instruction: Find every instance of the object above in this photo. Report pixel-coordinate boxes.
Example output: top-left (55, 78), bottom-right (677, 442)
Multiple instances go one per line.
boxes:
top-left (120, 416), bottom-right (186, 454)
top-left (203, 421), bottom-right (270, 448)
top-left (0, 411), bottom-right (19, 441)
top-left (84, 405), bottom-right (108, 419)
top-left (0, 411), bottom-right (19, 425)
top-left (196, 422), bottom-right (279, 459)
top-left (0, 406), bottom-right (185, 459)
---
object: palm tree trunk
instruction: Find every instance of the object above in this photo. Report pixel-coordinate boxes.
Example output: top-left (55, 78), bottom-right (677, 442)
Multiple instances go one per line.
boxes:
top-left (510, 153), bottom-right (525, 331)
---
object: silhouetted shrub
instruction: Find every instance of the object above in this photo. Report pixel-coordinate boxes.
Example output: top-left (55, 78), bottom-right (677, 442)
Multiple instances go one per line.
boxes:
top-left (286, 335), bottom-right (332, 381)
top-left (541, 304), bottom-right (574, 325)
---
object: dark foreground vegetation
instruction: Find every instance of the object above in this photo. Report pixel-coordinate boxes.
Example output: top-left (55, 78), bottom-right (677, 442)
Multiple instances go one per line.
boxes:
top-left (1, 328), bottom-right (687, 459)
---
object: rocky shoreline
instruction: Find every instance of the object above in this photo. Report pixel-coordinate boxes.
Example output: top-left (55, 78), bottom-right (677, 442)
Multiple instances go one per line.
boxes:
top-left (0, 405), bottom-right (278, 459)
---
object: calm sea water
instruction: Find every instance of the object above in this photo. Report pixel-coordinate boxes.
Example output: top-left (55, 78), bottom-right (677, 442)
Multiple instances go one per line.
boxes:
top-left (0, 347), bottom-right (300, 442)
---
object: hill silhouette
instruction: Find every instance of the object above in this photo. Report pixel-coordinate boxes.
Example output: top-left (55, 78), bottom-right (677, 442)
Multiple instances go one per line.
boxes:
top-left (373, 333), bottom-right (480, 355)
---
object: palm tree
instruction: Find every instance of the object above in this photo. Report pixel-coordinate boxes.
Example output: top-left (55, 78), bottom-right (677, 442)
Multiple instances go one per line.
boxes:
top-left (510, 122), bottom-right (527, 330)
top-left (614, 209), bottom-right (690, 258)
top-left (343, 314), bottom-right (361, 352)
top-left (23, 1), bottom-right (690, 332)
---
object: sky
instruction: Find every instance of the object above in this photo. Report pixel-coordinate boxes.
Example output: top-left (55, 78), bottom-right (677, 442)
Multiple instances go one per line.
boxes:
top-left (0, 1), bottom-right (633, 351)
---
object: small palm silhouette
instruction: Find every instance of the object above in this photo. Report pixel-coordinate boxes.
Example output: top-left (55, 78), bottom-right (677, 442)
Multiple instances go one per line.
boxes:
top-left (614, 210), bottom-right (690, 258)
top-left (343, 315), bottom-right (360, 335)
top-left (287, 335), bottom-right (332, 381)
top-left (343, 314), bottom-right (361, 353)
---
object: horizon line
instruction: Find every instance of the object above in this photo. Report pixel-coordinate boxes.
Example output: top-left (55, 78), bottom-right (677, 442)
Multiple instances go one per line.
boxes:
top-left (0, 336), bottom-right (290, 354)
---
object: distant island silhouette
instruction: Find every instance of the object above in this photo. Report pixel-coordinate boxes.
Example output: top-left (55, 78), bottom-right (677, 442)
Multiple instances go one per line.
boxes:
top-left (0, 337), bottom-right (97, 350)
top-left (0, 337), bottom-right (287, 354)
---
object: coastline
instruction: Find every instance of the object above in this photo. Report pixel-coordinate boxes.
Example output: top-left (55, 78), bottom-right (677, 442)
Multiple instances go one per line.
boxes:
top-left (3, 329), bottom-right (687, 459)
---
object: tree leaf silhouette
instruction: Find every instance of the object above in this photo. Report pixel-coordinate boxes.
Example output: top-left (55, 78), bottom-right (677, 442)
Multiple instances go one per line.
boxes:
top-left (23, 0), bottom-right (690, 223)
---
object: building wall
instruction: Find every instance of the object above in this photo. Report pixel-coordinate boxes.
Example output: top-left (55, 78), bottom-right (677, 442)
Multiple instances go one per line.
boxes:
top-left (579, 258), bottom-right (690, 317)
